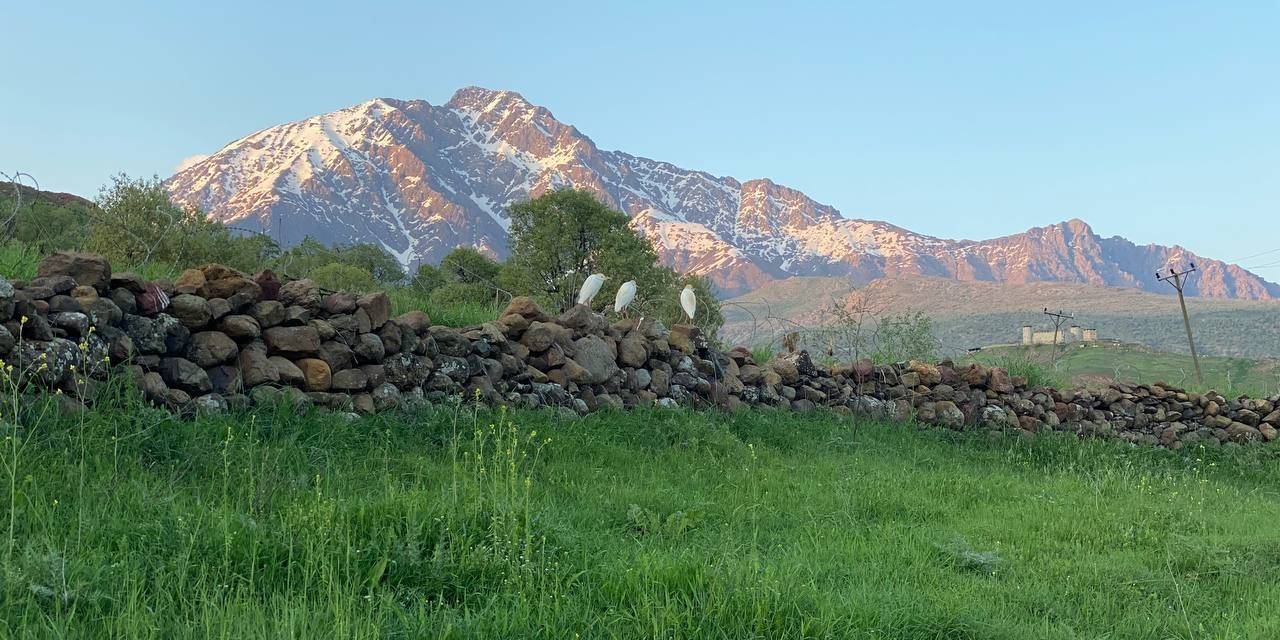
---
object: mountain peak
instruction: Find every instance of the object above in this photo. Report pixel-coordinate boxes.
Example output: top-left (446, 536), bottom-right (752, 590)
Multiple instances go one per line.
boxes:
top-left (446, 86), bottom-right (535, 113)
top-left (164, 87), bottom-right (1280, 301)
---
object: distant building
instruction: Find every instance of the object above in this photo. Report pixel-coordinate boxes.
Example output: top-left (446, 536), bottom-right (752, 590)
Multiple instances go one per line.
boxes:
top-left (1020, 324), bottom-right (1099, 346)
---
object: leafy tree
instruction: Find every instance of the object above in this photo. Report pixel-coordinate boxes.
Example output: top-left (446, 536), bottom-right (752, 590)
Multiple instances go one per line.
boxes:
top-left (337, 243), bottom-right (406, 283)
top-left (410, 263), bottom-right (446, 294)
top-left (505, 189), bottom-right (723, 332)
top-left (507, 189), bottom-right (663, 311)
top-left (440, 247), bottom-right (501, 284)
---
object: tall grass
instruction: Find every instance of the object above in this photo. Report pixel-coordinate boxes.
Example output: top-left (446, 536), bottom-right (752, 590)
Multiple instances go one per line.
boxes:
top-left (2, 378), bottom-right (1279, 637)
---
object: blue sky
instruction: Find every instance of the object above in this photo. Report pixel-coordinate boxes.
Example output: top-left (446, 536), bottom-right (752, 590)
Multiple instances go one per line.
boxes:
top-left (2, 1), bottom-right (1276, 270)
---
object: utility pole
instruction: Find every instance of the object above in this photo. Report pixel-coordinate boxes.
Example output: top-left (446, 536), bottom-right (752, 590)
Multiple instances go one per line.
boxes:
top-left (1157, 263), bottom-right (1204, 387)
top-left (1042, 308), bottom-right (1074, 362)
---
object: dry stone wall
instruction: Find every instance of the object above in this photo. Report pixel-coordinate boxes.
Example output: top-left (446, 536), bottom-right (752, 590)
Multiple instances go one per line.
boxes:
top-left (3, 251), bottom-right (1279, 450)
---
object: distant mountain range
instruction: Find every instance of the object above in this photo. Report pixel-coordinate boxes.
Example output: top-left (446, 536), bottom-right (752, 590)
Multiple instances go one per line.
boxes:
top-left (165, 86), bottom-right (1277, 299)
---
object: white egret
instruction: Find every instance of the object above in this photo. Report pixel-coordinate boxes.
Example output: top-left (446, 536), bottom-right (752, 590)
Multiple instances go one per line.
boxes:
top-left (577, 273), bottom-right (608, 305)
top-left (680, 284), bottom-right (697, 322)
top-left (614, 280), bottom-right (637, 316)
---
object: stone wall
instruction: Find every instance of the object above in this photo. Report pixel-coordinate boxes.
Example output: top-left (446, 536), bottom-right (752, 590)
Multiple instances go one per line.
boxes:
top-left (3, 252), bottom-right (1279, 450)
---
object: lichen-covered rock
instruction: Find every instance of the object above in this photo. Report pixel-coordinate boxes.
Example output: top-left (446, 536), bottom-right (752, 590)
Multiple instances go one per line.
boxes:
top-left (571, 335), bottom-right (618, 384)
top-left (220, 314), bottom-right (261, 340)
top-left (169, 294), bottom-right (212, 329)
top-left (331, 368), bottom-right (368, 391)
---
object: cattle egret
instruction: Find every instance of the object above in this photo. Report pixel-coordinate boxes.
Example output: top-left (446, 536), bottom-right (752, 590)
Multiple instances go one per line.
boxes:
top-left (680, 285), bottom-right (697, 321)
top-left (614, 280), bottom-right (637, 316)
top-left (577, 273), bottom-right (607, 305)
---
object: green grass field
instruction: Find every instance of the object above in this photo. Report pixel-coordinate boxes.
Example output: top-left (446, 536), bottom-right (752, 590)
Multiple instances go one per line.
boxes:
top-left (3, 389), bottom-right (1280, 638)
top-left (971, 342), bottom-right (1280, 397)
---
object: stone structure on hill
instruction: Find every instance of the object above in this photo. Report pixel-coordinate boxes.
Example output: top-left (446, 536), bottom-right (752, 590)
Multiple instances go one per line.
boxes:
top-left (2, 251), bottom-right (1278, 450)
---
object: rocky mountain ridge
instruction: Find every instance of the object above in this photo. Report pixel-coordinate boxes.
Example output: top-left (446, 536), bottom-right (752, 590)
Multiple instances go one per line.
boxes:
top-left (165, 87), bottom-right (1278, 299)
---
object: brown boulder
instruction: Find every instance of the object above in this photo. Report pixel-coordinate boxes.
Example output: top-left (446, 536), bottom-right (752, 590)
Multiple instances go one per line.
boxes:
top-left (357, 292), bottom-right (390, 328)
top-left (238, 342), bottom-right (279, 387)
top-left (520, 321), bottom-right (571, 353)
top-left (262, 326), bottom-right (320, 356)
top-left (37, 251), bottom-right (112, 292)
top-left (174, 268), bottom-right (205, 295)
top-left (200, 264), bottom-right (261, 300)
top-left (295, 358), bottom-right (332, 391)
top-left (617, 334), bottom-right (648, 368)
top-left (279, 279), bottom-right (322, 310)
top-left (393, 310), bottom-right (431, 334)
top-left (322, 292), bottom-right (357, 315)
top-left (502, 296), bottom-right (550, 322)
top-left (667, 325), bottom-right (702, 354)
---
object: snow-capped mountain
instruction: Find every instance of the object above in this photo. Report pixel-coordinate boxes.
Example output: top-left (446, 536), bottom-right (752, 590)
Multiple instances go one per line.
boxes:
top-left (166, 87), bottom-right (1278, 299)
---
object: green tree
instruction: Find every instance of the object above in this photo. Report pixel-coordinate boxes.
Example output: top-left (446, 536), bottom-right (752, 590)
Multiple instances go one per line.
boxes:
top-left (505, 189), bottom-right (723, 332)
top-left (440, 247), bottom-right (501, 284)
top-left (507, 189), bottom-right (662, 311)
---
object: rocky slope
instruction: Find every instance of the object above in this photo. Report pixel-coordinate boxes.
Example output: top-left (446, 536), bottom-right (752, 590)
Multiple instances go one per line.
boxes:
top-left (166, 87), bottom-right (1278, 299)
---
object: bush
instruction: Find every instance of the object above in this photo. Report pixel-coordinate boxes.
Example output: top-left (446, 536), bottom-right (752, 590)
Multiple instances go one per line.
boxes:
top-left (84, 173), bottom-right (280, 274)
top-left (428, 282), bottom-right (501, 309)
top-left (0, 181), bottom-right (92, 254)
top-left (308, 263), bottom-right (378, 292)
top-left (276, 238), bottom-right (404, 284)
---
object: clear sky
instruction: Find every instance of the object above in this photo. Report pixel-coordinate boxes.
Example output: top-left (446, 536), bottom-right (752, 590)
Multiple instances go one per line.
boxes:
top-left (2, 1), bottom-right (1277, 271)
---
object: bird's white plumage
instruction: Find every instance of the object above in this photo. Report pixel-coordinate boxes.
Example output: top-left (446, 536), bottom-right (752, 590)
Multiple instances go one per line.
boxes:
top-left (680, 285), bottom-right (697, 321)
top-left (614, 280), bottom-right (637, 313)
top-left (577, 273), bottom-right (607, 305)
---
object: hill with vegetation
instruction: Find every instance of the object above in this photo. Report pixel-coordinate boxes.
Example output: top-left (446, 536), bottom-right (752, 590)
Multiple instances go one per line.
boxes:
top-left (724, 275), bottom-right (1280, 359)
top-left (968, 341), bottom-right (1280, 398)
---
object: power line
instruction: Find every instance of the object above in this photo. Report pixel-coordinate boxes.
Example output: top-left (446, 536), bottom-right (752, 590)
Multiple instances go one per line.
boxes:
top-left (1230, 247), bottom-right (1280, 264)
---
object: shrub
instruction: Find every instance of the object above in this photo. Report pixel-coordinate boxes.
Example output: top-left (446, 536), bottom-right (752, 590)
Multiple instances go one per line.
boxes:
top-left (307, 263), bottom-right (378, 292)
top-left (276, 238), bottom-right (404, 284)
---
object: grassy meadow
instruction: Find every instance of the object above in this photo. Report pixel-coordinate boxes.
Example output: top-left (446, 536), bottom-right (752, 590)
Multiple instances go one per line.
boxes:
top-left (3, 386), bottom-right (1280, 638)
top-left (971, 342), bottom-right (1280, 398)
